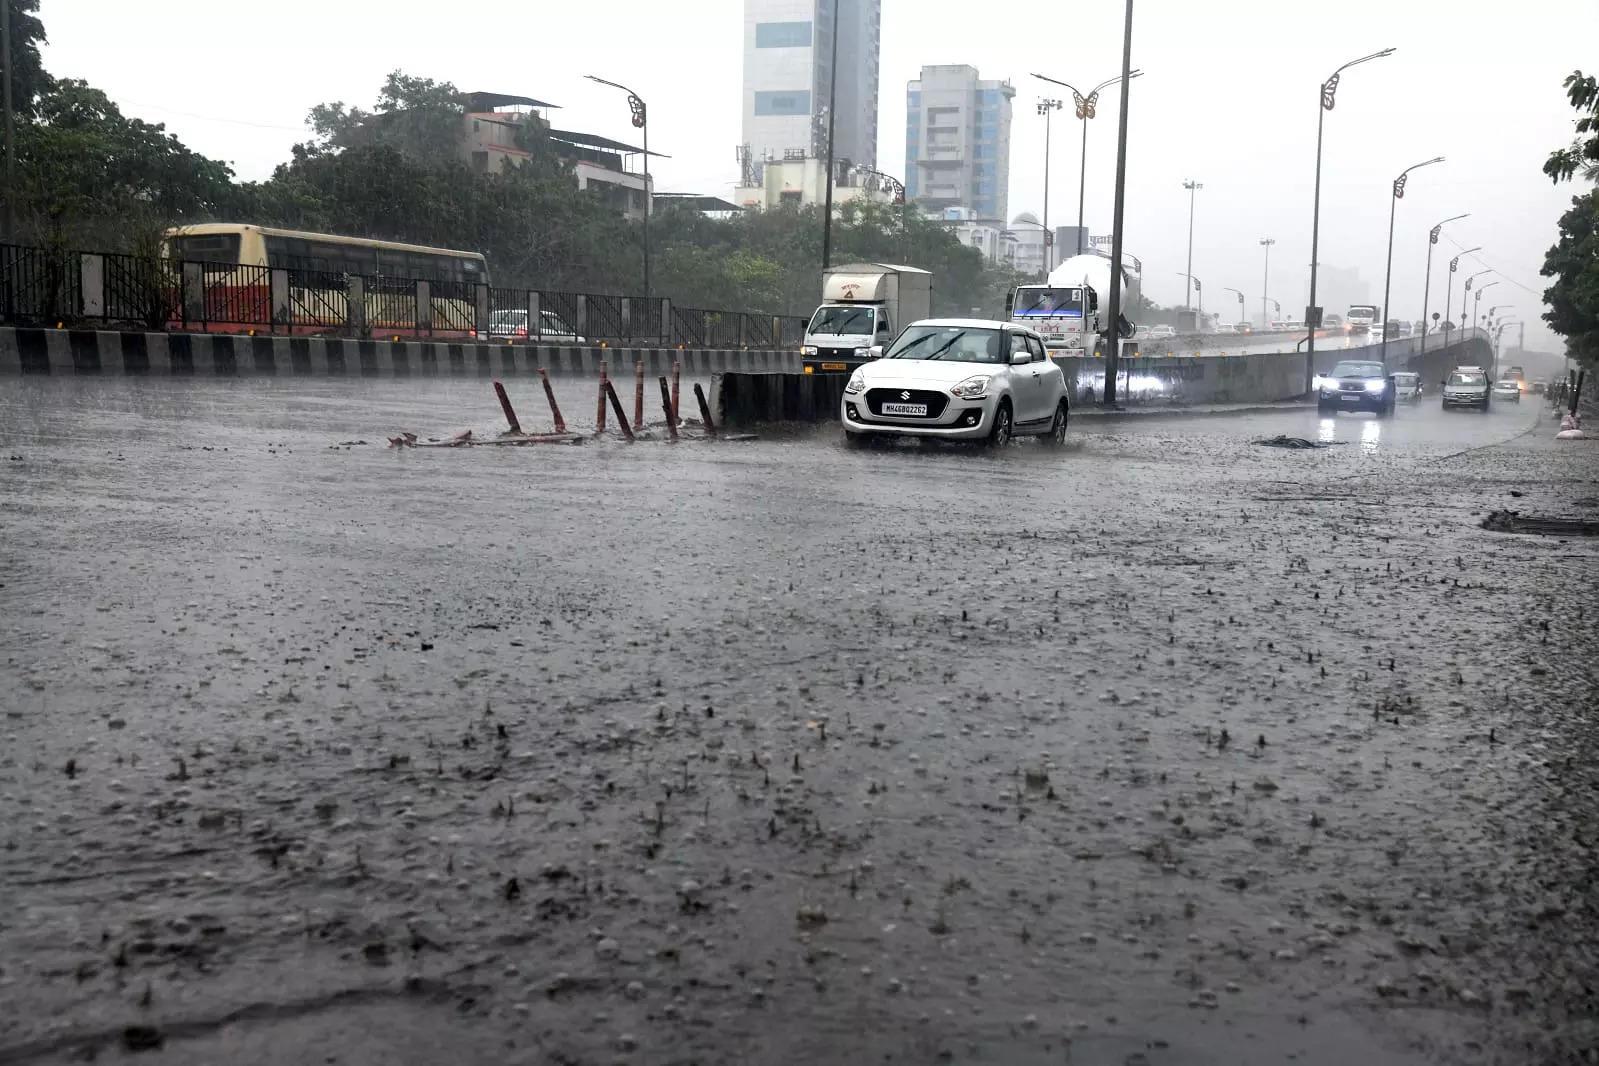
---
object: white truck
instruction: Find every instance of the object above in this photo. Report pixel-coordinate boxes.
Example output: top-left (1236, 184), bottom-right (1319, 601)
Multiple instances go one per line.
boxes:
top-left (800, 263), bottom-right (934, 374)
top-left (1005, 252), bottom-right (1142, 356)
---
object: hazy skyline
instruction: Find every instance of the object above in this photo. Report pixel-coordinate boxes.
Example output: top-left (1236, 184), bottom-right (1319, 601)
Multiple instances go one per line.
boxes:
top-left (41, 0), bottom-right (1597, 351)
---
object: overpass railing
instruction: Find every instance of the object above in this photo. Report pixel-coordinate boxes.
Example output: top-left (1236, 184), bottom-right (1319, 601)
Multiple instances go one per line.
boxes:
top-left (0, 243), bottom-right (806, 348)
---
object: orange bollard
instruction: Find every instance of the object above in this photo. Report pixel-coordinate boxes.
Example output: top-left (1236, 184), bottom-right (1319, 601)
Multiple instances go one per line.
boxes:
top-left (633, 360), bottom-right (645, 432)
top-left (493, 380), bottom-right (522, 435)
top-left (539, 367), bottom-right (567, 434)
top-left (670, 361), bottom-right (681, 425)
top-left (604, 380), bottom-right (635, 442)
top-left (659, 377), bottom-right (679, 442)
top-left (694, 383), bottom-right (717, 438)
top-left (595, 361), bottom-right (608, 438)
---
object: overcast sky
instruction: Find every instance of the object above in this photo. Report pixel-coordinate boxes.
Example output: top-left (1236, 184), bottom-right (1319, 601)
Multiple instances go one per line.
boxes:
top-left (43, 0), bottom-right (1597, 351)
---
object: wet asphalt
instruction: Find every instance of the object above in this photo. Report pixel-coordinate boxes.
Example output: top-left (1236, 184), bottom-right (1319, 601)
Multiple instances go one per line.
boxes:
top-left (1, 377), bottom-right (1596, 1066)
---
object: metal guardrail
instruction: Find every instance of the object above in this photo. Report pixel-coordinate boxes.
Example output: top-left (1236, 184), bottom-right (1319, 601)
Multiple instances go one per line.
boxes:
top-left (0, 243), bottom-right (805, 348)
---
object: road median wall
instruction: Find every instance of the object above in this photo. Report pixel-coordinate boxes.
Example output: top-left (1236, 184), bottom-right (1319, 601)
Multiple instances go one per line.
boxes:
top-left (0, 327), bottom-right (799, 378)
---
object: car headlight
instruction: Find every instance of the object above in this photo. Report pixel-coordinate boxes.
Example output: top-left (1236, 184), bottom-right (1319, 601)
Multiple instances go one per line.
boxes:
top-left (844, 371), bottom-right (866, 394)
top-left (950, 375), bottom-right (992, 400)
top-left (801, 345), bottom-right (817, 357)
top-left (1364, 379), bottom-right (1386, 393)
top-left (1313, 376), bottom-right (1331, 391)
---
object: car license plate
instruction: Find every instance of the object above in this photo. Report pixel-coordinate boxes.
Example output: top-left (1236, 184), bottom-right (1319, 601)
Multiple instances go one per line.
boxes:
top-left (821, 362), bottom-right (847, 370)
top-left (882, 402), bottom-right (928, 416)
top-left (1341, 394), bottom-right (1359, 402)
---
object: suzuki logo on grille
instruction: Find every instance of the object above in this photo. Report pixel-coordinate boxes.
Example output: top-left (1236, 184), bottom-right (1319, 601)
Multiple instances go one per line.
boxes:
top-left (900, 391), bottom-right (910, 400)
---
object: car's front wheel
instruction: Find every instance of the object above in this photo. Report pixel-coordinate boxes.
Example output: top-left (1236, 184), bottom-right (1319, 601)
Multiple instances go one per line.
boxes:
top-left (1042, 400), bottom-right (1068, 447)
top-left (987, 400), bottom-right (1013, 447)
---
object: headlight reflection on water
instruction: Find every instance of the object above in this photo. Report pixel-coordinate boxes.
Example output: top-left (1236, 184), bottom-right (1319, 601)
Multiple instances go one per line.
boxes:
top-left (1361, 418), bottom-right (1382, 456)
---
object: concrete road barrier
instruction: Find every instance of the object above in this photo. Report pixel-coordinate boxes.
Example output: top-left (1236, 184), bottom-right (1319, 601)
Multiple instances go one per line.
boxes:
top-left (0, 327), bottom-right (800, 379)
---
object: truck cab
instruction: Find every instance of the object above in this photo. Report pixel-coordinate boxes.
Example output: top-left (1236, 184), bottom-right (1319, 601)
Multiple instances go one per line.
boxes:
top-left (1005, 284), bottom-right (1094, 353)
top-left (801, 263), bottom-right (933, 374)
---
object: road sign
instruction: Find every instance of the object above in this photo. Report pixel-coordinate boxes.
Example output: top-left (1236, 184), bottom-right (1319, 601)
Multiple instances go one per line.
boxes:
top-left (1305, 306), bottom-right (1323, 327)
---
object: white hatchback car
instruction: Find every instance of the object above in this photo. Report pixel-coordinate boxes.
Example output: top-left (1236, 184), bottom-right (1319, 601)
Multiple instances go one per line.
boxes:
top-left (841, 319), bottom-right (1068, 446)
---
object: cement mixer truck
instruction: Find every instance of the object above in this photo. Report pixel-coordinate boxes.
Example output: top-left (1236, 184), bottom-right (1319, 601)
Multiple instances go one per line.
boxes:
top-left (1005, 251), bottom-right (1142, 356)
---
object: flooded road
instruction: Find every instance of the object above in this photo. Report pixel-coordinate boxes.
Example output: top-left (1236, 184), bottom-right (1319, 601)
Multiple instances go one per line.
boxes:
top-left (2, 378), bottom-right (1595, 1065)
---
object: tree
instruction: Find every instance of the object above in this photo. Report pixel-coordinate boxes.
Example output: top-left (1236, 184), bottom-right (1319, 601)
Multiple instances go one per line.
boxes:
top-left (2, 0), bottom-right (50, 119)
top-left (15, 79), bottom-right (237, 247)
top-left (1540, 189), bottom-right (1599, 365)
top-left (298, 71), bottom-right (468, 163)
top-left (1544, 71), bottom-right (1599, 184)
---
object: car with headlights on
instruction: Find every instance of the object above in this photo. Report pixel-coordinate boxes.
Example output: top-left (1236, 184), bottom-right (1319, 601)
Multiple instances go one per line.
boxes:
top-left (1441, 366), bottom-right (1491, 411)
top-left (840, 320), bottom-right (1068, 447)
top-left (1492, 378), bottom-right (1522, 403)
top-left (1315, 359), bottom-right (1395, 415)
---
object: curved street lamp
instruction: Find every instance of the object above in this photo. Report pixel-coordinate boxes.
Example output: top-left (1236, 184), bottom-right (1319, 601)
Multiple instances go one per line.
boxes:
top-left (1306, 48), bottom-right (1395, 373)
top-left (586, 75), bottom-right (652, 301)
top-left (1031, 70), bottom-right (1143, 256)
top-left (1472, 279), bottom-right (1499, 342)
top-left (1419, 214), bottom-right (1468, 356)
top-left (1223, 286), bottom-right (1246, 328)
top-left (1379, 156), bottom-right (1443, 367)
top-left (1175, 271), bottom-right (1202, 319)
top-left (1446, 249), bottom-right (1483, 336)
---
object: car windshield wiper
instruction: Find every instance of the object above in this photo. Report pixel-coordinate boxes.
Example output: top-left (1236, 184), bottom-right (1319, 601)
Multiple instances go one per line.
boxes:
top-left (916, 333), bottom-right (968, 361)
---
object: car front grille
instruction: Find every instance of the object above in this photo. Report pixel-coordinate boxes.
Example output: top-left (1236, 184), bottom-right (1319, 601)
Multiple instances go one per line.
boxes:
top-left (864, 388), bottom-right (949, 419)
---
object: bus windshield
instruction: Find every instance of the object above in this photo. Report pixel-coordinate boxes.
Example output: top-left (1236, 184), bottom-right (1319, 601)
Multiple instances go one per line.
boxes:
top-left (1347, 306), bottom-right (1377, 319)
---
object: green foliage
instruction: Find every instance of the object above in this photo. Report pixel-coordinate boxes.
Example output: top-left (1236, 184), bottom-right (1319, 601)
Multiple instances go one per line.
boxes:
top-left (2, 0), bottom-right (49, 118)
top-left (1540, 188), bottom-right (1599, 365)
top-left (15, 79), bottom-right (238, 247)
top-left (1544, 71), bottom-right (1599, 184)
top-left (298, 71), bottom-right (469, 165)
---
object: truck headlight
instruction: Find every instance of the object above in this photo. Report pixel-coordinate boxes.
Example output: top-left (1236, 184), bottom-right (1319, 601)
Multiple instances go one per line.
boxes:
top-left (854, 347), bottom-right (872, 359)
top-left (801, 345), bottom-right (817, 357)
top-left (844, 371), bottom-right (866, 394)
top-left (950, 375), bottom-right (991, 400)
top-left (1364, 379), bottom-right (1386, 393)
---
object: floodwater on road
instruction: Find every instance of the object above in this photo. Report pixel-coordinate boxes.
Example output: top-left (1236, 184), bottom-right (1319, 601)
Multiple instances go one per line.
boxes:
top-left (1, 377), bottom-right (1596, 1065)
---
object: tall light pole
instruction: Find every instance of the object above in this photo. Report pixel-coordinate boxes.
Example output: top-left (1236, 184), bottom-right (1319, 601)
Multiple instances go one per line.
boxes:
top-left (1223, 286), bottom-right (1245, 328)
top-left (1378, 155), bottom-right (1443, 367)
top-left (1445, 249), bottom-right (1482, 339)
top-left (1472, 281), bottom-right (1498, 356)
top-left (818, 0), bottom-right (841, 269)
top-left (1259, 238), bottom-right (1274, 328)
top-left (1182, 179), bottom-right (1202, 315)
top-left (1037, 98), bottom-right (1062, 273)
top-left (1419, 213), bottom-right (1467, 357)
top-left (1031, 69), bottom-right (1143, 257)
top-left (1462, 269), bottom-right (1491, 339)
top-left (1100, 0), bottom-right (1136, 407)
top-left (586, 75), bottom-right (652, 301)
top-left (1306, 48), bottom-right (1396, 377)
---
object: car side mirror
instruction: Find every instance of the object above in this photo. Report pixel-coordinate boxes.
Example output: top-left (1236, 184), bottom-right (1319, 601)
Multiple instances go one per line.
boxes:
top-left (1010, 351), bottom-right (1031, 365)
top-left (868, 345), bottom-right (883, 358)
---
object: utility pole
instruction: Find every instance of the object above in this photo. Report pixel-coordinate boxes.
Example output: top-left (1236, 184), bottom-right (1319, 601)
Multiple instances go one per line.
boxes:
top-left (1103, 0), bottom-right (1134, 407)
top-left (819, 0), bottom-right (841, 270)
top-left (2, 0), bottom-right (15, 241)
top-left (1182, 179), bottom-right (1201, 313)
top-left (1038, 98), bottom-right (1061, 275)
top-left (1259, 238), bottom-right (1274, 327)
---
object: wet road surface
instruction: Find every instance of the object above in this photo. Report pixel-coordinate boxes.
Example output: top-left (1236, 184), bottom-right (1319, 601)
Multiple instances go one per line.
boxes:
top-left (2, 378), bottom-right (1596, 1065)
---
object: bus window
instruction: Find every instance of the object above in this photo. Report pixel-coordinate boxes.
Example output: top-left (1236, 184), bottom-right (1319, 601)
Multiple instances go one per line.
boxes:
top-left (172, 233), bottom-right (241, 265)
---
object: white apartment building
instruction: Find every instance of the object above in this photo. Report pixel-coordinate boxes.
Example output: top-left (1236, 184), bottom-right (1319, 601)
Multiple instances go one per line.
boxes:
top-left (905, 65), bottom-right (1013, 222)
top-left (740, 0), bottom-right (880, 180)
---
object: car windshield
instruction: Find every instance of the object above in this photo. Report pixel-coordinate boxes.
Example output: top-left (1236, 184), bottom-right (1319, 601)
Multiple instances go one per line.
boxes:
top-left (1394, 374), bottom-right (1417, 383)
top-left (808, 305), bottom-right (876, 335)
top-left (1450, 372), bottom-right (1487, 386)
top-left (884, 325), bottom-right (1004, 363)
top-left (1329, 361), bottom-right (1384, 378)
top-left (1012, 288), bottom-right (1083, 314)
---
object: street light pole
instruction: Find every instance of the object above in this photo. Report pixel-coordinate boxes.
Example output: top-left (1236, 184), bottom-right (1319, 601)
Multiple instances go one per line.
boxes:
top-left (1474, 281), bottom-right (1498, 368)
top-left (1378, 155), bottom-right (1443, 368)
top-left (1223, 286), bottom-right (1245, 328)
top-left (1031, 69), bottom-right (1142, 258)
top-left (1038, 98), bottom-right (1062, 274)
top-left (1307, 48), bottom-right (1396, 383)
top-left (586, 75), bottom-right (652, 301)
top-left (819, 0), bottom-right (841, 269)
top-left (1419, 213), bottom-right (1467, 358)
top-left (1182, 179), bottom-right (1201, 315)
top-left (1258, 238), bottom-right (1274, 328)
top-left (1101, 0), bottom-right (1136, 407)
top-left (1445, 249), bottom-right (1482, 342)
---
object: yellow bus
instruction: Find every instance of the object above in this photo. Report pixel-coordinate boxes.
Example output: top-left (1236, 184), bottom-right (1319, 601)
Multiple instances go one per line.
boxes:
top-left (162, 223), bottom-right (490, 336)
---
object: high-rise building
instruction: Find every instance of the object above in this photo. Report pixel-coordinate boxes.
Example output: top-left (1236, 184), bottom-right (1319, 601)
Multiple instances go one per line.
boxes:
top-left (905, 65), bottom-right (1013, 220)
top-left (740, 0), bottom-right (880, 178)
